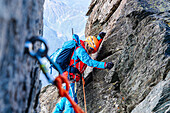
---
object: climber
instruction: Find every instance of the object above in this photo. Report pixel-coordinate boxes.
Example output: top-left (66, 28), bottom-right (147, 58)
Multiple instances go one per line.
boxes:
top-left (52, 32), bottom-right (114, 113)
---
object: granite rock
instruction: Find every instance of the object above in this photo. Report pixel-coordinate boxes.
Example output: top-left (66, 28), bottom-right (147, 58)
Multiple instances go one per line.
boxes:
top-left (0, 0), bottom-right (44, 112)
top-left (39, 85), bottom-right (59, 113)
top-left (78, 0), bottom-right (170, 112)
top-left (39, 0), bottom-right (170, 113)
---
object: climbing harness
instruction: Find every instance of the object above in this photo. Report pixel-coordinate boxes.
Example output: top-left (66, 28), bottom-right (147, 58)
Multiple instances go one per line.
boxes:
top-left (24, 36), bottom-right (84, 113)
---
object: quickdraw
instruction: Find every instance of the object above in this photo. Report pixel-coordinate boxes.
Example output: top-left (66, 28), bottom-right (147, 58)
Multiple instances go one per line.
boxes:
top-left (24, 36), bottom-right (84, 113)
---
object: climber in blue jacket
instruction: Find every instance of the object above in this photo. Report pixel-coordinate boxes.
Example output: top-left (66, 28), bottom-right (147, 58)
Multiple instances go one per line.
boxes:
top-left (53, 32), bottom-right (114, 113)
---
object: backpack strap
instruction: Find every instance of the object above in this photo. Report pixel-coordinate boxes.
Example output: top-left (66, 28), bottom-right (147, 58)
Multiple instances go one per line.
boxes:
top-left (67, 46), bottom-right (82, 82)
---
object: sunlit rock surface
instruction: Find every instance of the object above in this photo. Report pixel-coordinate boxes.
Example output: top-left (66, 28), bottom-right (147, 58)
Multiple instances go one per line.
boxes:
top-left (78, 0), bottom-right (170, 112)
top-left (39, 85), bottom-right (59, 113)
top-left (39, 0), bottom-right (169, 113)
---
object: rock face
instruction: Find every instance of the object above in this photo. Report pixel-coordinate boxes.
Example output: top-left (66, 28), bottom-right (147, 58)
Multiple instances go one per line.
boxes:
top-left (131, 72), bottom-right (170, 113)
top-left (0, 0), bottom-right (44, 113)
top-left (39, 0), bottom-right (170, 113)
top-left (39, 85), bottom-right (59, 113)
top-left (77, 0), bottom-right (170, 113)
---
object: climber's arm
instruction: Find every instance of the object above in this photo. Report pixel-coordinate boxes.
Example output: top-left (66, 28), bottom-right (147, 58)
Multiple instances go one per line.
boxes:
top-left (76, 47), bottom-right (106, 69)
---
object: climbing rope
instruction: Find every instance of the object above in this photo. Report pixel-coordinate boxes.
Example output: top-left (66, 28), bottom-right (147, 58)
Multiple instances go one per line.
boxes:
top-left (82, 79), bottom-right (87, 113)
top-left (25, 36), bottom-right (84, 113)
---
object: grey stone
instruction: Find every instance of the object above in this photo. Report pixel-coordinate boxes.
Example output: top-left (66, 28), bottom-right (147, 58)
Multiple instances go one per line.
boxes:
top-left (81, 0), bottom-right (170, 113)
top-left (39, 0), bottom-right (170, 113)
top-left (131, 77), bottom-right (170, 113)
top-left (0, 0), bottom-right (44, 113)
top-left (39, 85), bottom-right (59, 113)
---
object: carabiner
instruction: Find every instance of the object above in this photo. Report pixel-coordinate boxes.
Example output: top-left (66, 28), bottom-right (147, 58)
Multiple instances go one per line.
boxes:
top-left (25, 36), bottom-right (48, 58)
top-left (24, 36), bottom-right (84, 113)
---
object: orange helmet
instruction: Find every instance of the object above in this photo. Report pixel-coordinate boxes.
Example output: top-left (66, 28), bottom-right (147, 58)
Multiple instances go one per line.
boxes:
top-left (85, 36), bottom-right (101, 53)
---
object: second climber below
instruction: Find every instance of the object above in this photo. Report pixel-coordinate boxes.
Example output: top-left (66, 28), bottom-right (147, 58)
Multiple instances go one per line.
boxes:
top-left (53, 32), bottom-right (114, 113)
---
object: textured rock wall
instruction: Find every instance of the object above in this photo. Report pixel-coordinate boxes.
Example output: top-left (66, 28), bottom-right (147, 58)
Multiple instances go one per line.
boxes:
top-left (39, 85), bottom-right (59, 113)
top-left (0, 0), bottom-right (44, 113)
top-left (77, 0), bottom-right (170, 113)
top-left (132, 72), bottom-right (170, 113)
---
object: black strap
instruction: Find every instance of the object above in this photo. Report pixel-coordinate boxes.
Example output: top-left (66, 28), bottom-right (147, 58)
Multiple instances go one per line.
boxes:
top-left (70, 59), bottom-right (80, 67)
top-left (68, 45), bottom-right (84, 84)
top-left (68, 59), bottom-right (83, 84)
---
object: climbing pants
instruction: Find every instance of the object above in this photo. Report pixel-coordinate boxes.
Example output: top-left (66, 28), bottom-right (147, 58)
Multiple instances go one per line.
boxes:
top-left (53, 83), bottom-right (78, 113)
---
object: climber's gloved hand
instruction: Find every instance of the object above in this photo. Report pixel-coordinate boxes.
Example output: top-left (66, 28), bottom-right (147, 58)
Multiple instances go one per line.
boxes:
top-left (105, 62), bottom-right (114, 70)
top-left (98, 32), bottom-right (106, 39)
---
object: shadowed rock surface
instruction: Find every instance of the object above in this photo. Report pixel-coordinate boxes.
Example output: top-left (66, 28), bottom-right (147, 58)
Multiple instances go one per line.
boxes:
top-left (39, 0), bottom-right (170, 113)
top-left (0, 0), bottom-right (44, 113)
top-left (78, 0), bottom-right (170, 113)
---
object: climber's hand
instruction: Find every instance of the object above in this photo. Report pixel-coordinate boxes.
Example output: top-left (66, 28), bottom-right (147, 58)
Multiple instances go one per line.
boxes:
top-left (106, 62), bottom-right (114, 70)
top-left (99, 32), bottom-right (106, 39)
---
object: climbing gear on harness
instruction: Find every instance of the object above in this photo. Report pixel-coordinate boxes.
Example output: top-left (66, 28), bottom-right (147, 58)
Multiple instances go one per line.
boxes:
top-left (24, 36), bottom-right (84, 113)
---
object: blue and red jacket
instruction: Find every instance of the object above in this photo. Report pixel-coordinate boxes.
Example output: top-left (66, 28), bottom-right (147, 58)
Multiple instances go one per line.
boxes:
top-left (68, 39), bottom-right (106, 82)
